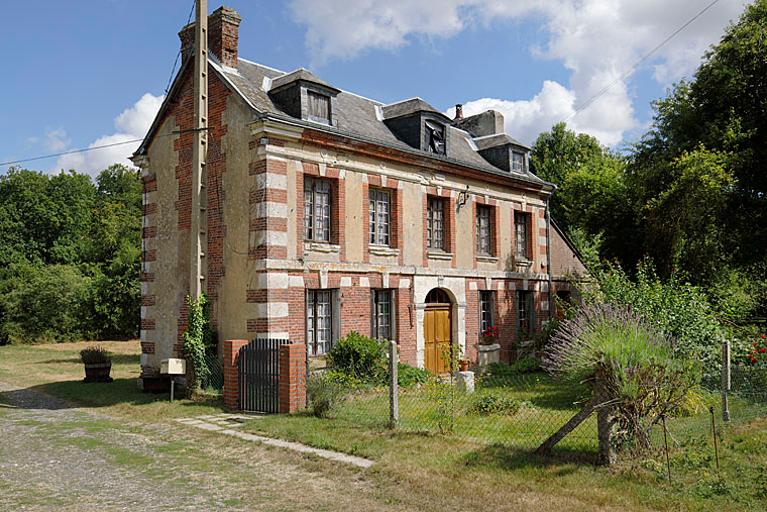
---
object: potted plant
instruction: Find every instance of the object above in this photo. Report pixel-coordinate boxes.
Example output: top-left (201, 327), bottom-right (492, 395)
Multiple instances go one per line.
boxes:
top-left (478, 326), bottom-right (501, 366)
top-left (458, 358), bottom-right (470, 371)
top-left (480, 325), bottom-right (498, 345)
top-left (80, 346), bottom-right (113, 383)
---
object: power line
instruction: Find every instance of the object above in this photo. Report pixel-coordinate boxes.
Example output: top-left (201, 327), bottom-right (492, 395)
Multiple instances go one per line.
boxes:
top-left (565, 0), bottom-right (722, 122)
top-left (2, 1), bottom-right (199, 170)
top-left (0, 138), bottom-right (145, 168)
top-left (164, 0), bottom-right (197, 94)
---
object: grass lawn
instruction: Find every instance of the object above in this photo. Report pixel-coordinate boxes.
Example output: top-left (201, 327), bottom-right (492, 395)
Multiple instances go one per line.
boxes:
top-left (1, 340), bottom-right (767, 511)
top-left (0, 340), bottom-right (223, 420)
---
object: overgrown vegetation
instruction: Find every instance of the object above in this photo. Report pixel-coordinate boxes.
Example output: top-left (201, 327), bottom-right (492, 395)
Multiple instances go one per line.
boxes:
top-left (0, 165), bottom-right (141, 343)
top-left (544, 304), bottom-right (700, 452)
top-left (307, 372), bottom-right (349, 418)
top-left (182, 293), bottom-right (217, 393)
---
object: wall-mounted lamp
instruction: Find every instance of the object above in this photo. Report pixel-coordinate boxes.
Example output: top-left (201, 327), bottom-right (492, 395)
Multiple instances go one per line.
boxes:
top-left (456, 185), bottom-right (470, 211)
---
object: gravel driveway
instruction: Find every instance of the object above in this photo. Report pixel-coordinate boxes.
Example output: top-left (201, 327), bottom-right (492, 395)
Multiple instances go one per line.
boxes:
top-left (0, 382), bottom-right (399, 512)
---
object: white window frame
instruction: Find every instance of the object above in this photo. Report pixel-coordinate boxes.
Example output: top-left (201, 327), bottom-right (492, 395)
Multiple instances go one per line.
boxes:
top-left (427, 197), bottom-right (445, 250)
top-left (476, 204), bottom-right (493, 255)
top-left (306, 289), bottom-right (337, 356)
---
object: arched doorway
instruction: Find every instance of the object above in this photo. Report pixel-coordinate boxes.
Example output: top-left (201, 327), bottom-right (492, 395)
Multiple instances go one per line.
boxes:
top-left (424, 288), bottom-right (452, 373)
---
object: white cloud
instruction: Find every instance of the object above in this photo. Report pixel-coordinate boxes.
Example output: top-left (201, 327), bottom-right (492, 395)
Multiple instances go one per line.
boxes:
top-left (54, 93), bottom-right (164, 175)
top-left (43, 128), bottom-right (70, 152)
top-left (289, 0), bottom-right (746, 146)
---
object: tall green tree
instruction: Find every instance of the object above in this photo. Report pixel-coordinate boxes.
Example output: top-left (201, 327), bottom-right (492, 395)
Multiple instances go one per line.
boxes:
top-left (531, 122), bottom-right (634, 267)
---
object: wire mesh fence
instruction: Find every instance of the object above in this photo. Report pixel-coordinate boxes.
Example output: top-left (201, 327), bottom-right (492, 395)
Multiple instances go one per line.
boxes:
top-left (302, 341), bottom-right (767, 462)
top-left (200, 350), bottom-right (223, 393)
top-left (308, 363), bottom-right (599, 455)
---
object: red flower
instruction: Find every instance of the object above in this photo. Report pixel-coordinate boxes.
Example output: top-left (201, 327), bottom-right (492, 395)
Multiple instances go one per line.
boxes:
top-left (760, 347), bottom-right (766, 354)
top-left (762, 334), bottom-right (766, 339)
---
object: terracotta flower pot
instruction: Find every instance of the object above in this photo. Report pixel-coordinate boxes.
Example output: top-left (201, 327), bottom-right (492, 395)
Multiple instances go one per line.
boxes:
top-left (458, 359), bottom-right (470, 371)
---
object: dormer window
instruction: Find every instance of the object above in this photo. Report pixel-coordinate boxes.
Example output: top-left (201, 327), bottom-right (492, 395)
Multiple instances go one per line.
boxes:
top-left (308, 90), bottom-right (331, 124)
top-left (425, 120), bottom-right (446, 155)
top-left (511, 151), bottom-right (525, 173)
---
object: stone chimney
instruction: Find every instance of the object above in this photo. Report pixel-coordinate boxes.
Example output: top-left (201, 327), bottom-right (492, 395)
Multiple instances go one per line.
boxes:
top-left (454, 110), bottom-right (505, 137)
top-left (179, 6), bottom-right (242, 68)
top-left (454, 104), bottom-right (464, 120)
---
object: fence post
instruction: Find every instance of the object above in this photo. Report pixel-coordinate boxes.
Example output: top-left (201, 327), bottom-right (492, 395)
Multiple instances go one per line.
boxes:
top-left (389, 340), bottom-right (399, 429)
top-left (595, 367), bottom-right (616, 465)
top-left (722, 340), bottom-right (731, 422)
top-left (223, 339), bottom-right (249, 412)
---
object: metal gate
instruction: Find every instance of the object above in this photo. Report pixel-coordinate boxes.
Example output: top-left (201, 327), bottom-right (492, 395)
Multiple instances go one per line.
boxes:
top-left (238, 338), bottom-right (291, 413)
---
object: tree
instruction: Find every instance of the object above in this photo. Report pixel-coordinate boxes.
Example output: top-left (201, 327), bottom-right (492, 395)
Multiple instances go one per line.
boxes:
top-left (531, 123), bottom-right (635, 266)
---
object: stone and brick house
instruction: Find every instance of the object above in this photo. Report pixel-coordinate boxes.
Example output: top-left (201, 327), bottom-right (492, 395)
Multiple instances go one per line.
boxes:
top-left (131, 6), bottom-right (586, 388)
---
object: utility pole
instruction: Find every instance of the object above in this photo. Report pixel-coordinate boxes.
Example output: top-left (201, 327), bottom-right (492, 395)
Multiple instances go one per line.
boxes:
top-left (190, 0), bottom-right (208, 299)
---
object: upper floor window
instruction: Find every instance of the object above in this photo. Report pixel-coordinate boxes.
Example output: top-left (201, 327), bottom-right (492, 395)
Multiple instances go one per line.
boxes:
top-left (304, 178), bottom-right (331, 242)
top-left (369, 188), bottom-right (391, 246)
top-left (514, 211), bottom-right (530, 260)
top-left (307, 91), bottom-right (331, 124)
top-left (425, 120), bottom-right (446, 155)
top-left (511, 151), bottom-right (525, 173)
top-left (426, 197), bottom-right (445, 250)
top-left (476, 204), bottom-right (493, 255)
top-left (372, 289), bottom-right (394, 340)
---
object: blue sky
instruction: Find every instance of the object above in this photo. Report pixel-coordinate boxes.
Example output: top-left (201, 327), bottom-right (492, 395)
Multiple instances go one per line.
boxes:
top-left (0, 0), bottom-right (747, 175)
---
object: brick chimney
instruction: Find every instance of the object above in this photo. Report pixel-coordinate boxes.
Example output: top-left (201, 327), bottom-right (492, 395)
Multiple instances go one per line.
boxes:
top-left (454, 104), bottom-right (464, 120)
top-left (179, 6), bottom-right (242, 68)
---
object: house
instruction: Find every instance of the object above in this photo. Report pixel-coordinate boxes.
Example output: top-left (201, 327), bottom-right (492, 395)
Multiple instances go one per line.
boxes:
top-left (131, 6), bottom-right (586, 389)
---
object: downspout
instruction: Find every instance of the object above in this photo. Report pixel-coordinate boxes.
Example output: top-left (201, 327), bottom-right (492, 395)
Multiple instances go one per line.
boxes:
top-left (545, 196), bottom-right (554, 321)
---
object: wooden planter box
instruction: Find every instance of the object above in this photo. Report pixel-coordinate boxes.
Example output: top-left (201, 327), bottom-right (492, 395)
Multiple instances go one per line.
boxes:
top-left (83, 362), bottom-right (113, 383)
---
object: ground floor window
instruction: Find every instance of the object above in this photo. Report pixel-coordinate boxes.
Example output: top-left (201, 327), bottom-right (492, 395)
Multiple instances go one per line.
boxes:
top-left (307, 289), bottom-right (336, 356)
top-left (372, 289), bottom-right (394, 340)
top-left (479, 290), bottom-right (495, 334)
top-left (516, 290), bottom-right (534, 338)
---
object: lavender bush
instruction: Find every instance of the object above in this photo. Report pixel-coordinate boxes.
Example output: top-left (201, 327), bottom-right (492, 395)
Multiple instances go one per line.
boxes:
top-left (543, 304), bottom-right (700, 452)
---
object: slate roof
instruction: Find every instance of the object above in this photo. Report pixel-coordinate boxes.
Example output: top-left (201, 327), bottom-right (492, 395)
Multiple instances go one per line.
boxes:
top-left (269, 68), bottom-right (340, 93)
top-left (138, 54), bottom-right (550, 189)
top-left (380, 97), bottom-right (449, 120)
top-left (473, 133), bottom-right (529, 151)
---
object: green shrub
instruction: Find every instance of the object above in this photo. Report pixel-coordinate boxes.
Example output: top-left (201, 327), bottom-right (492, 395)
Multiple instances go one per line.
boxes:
top-left (327, 331), bottom-right (387, 382)
top-left (79, 345), bottom-right (111, 364)
top-left (0, 263), bottom-right (92, 344)
top-left (509, 356), bottom-right (541, 374)
top-left (397, 363), bottom-right (431, 387)
top-left (307, 373), bottom-right (349, 418)
top-left (584, 263), bottom-right (727, 382)
top-left (323, 369), bottom-right (365, 389)
top-left (470, 393), bottom-right (522, 416)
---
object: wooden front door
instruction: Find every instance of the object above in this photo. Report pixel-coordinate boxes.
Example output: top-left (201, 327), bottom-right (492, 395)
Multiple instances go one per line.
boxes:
top-left (424, 306), bottom-right (451, 374)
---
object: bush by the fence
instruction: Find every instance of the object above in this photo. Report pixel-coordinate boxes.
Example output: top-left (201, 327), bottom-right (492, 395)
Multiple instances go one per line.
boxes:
top-left (327, 331), bottom-right (387, 382)
top-left (398, 363), bottom-right (431, 388)
top-left (307, 373), bottom-right (349, 418)
top-left (470, 392), bottom-right (522, 416)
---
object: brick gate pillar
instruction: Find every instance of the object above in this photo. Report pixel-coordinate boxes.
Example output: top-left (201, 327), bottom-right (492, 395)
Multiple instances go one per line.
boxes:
top-left (223, 339), bottom-right (249, 411)
top-left (279, 343), bottom-right (307, 413)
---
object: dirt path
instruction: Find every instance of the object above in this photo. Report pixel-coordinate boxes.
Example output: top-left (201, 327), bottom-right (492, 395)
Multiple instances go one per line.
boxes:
top-left (0, 382), bottom-right (401, 512)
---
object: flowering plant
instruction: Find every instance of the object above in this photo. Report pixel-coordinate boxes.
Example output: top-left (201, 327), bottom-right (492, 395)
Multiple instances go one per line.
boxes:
top-left (746, 334), bottom-right (767, 365)
top-left (480, 325), bottom-right (498, 345)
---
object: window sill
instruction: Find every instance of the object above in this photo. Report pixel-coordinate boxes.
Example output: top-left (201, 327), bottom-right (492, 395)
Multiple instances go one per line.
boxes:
top-left (368, 245), bottom-right (400, 257)
top-left (476, 254), bottom-right (499, 263)
top-left (427, 249), bottom-right (453, 261)
top-left (304, 242), bottom-right (340, 254)
top-left (515, 258), bottom-right (533, 271)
